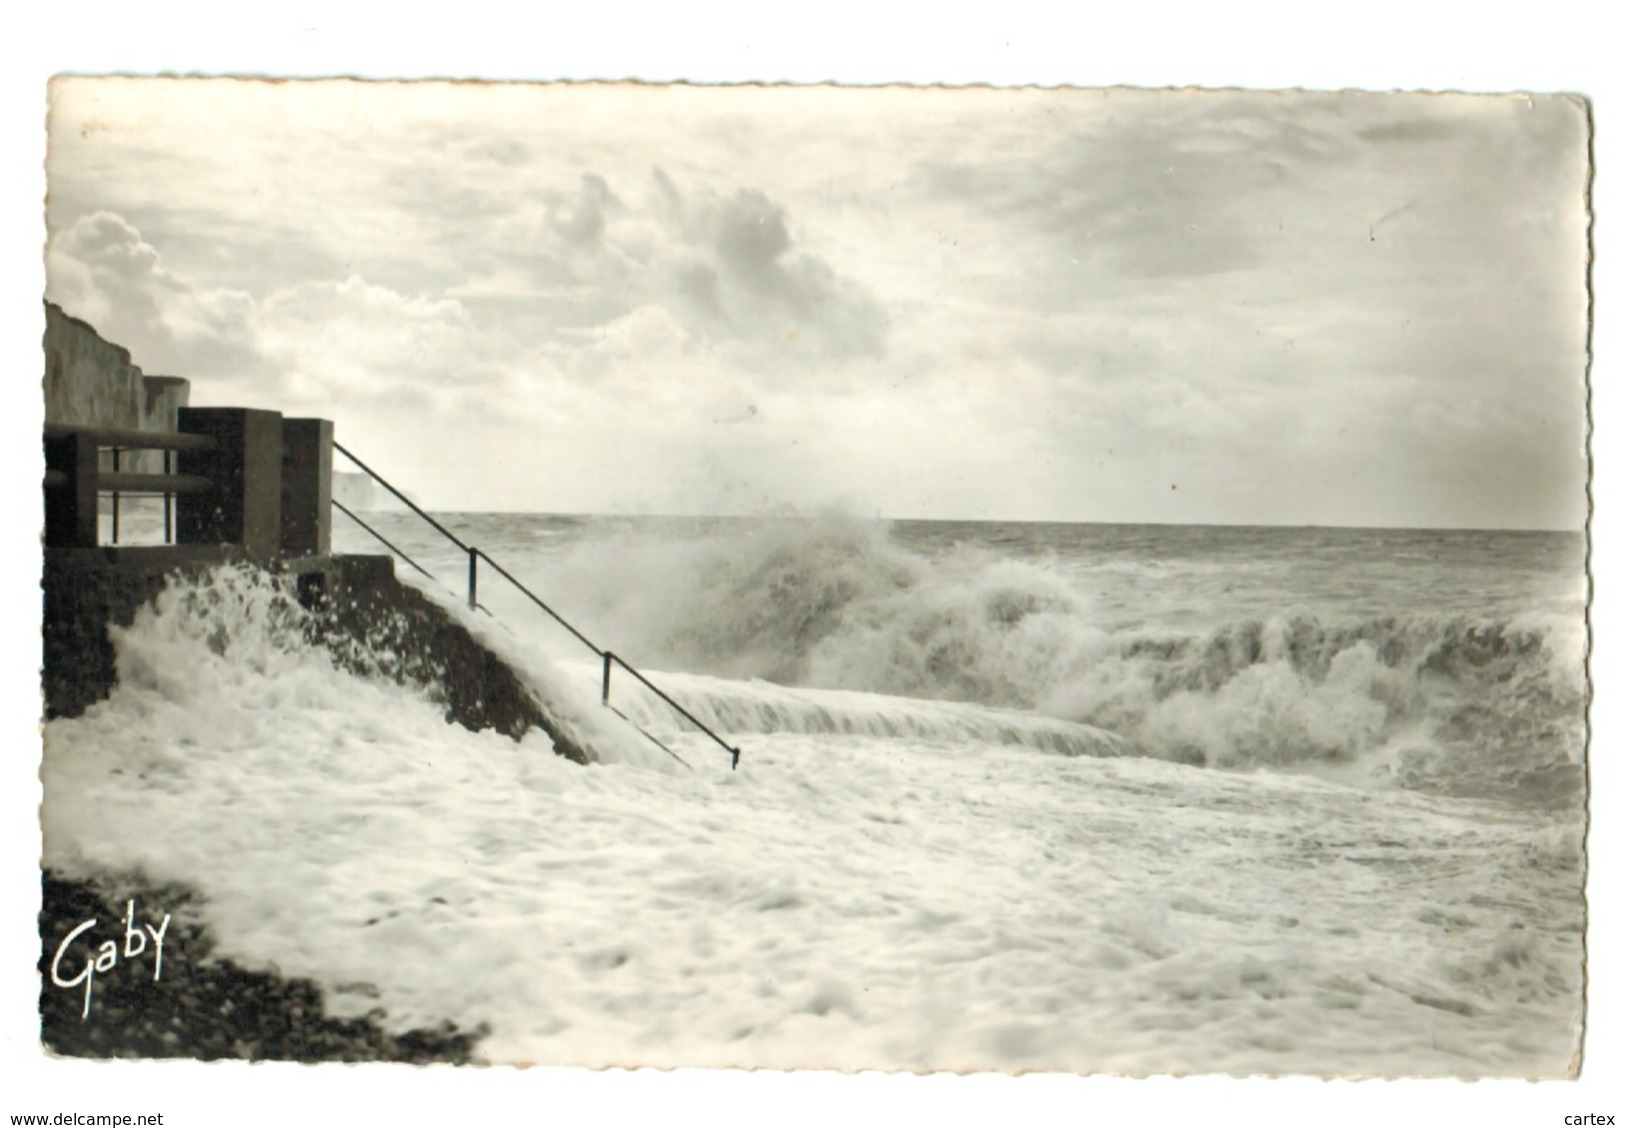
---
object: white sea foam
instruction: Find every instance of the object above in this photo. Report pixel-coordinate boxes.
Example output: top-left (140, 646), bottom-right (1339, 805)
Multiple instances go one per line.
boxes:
top-left (471, 514), bottom-right (1585, 801)
top-left (566, 663), bottom-right (1133, 759)
top-left (39, 566), bottom-right (1585, 1075)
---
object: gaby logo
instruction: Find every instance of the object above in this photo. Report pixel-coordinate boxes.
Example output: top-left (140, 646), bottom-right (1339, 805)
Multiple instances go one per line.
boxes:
top-left (49, 899), bottom-right (172, 1019)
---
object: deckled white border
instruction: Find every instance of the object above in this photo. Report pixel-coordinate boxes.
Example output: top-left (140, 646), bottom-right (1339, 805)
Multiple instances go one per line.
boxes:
top-left (1, 4), bottom-right (1614, 1125)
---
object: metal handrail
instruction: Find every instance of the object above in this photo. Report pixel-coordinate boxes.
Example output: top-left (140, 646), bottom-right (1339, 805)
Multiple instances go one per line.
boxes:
top-left (332, 443), bottom-right (742, 770)
top-left (44, 423), bottom-right (218, 453)
top-left (69, 471), bottom-right (211, 495)
top-left (471, 549), bottom-right (602, 656)
top-left (332, 498), bottom-right (438, 585)
top-left (45, 425), bottom-right (209, 545)
top-left (332, 443), bottom-right (472, 552)
top-left (602, 651), bottom-right (740, 771)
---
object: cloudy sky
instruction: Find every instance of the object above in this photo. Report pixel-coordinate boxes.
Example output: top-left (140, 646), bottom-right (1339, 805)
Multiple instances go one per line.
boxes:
top-left (44, 79), bottom-right (1589, 528)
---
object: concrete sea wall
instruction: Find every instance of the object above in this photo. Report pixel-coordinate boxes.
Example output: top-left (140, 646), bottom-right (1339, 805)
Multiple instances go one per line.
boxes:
top-left (39, 307), bottom-right (595, 1062)
top-left (41, 302), bottom-right (590, 762)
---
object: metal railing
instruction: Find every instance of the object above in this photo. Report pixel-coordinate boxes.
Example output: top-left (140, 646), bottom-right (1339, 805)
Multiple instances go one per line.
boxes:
top-left (44, 423), bottom-right (218, 547)
top-left (332, 442), bottom-right (742, 771)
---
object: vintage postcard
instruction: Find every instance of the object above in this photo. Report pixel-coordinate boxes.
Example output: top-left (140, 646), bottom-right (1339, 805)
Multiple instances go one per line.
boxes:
top-left (35, 78), bottom-right (1590, 1084)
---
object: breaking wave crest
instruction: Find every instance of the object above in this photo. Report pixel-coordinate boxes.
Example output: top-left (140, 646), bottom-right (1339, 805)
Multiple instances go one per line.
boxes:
top-left (541, 515), bottom-right (1586, 799)
top-left (573, 666), bottom-right (1133, 760)
top-left (89, 519), bottom-right (1586, 803)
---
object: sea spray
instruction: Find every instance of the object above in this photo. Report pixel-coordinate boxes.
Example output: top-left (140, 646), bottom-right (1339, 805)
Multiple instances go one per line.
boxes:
top-left (526, 514), bottom-right (1584, 798)
top-left (567, 665), bottom-right (1134, 759)
top-left (42, 525), bottom-right (1587, 1075)
top-left (393, 574), bottom-right (685, 771)
top-left (537, 510), bottom-right (920, 684)
top-left (93, 565), bottom-right (651, 769)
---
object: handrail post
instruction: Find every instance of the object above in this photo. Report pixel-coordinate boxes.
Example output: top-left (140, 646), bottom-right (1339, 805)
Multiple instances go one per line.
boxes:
top-left (110, 447), bottom-right (121, 544)
top-left (163, 449), bottom-right (173, 544)
top-left (331, 442), bottom-right (745, 768)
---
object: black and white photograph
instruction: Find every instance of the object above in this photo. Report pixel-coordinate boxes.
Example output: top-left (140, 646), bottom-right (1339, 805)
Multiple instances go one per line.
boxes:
top-left (7, 12), bottom-right (1619, 1121)
top-left (30, 75), bottom-right (1592, 1081)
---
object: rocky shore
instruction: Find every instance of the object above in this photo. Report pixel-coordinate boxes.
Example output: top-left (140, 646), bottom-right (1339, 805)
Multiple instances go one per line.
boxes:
top-left (38, 873), bottom-right (488, 1063)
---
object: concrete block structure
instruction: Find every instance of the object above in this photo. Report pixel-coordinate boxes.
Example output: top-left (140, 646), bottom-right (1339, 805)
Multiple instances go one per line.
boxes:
top-left (175, 407), bottom-right (288, 560)
top-left (281, 418), bottom-right (334, 557)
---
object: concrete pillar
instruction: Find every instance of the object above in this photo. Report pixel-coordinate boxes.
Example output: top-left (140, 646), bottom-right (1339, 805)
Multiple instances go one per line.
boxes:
top-left (141, 376), bottom-right (191, 430)
top-left (281, 418), bottom-right (333, 557)
top-left (139, 376), bottom-right (191, 477)
top-left (175, 407), bottom-right (285, 559)
top-left (44, 431), bottom-right (98, 548)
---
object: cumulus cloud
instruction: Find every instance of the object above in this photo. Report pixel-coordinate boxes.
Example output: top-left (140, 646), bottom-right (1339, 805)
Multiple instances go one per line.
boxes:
top-left (47, 211), bottom-right (505, 419)
top-left (46, 211), bottom-right (261, 380)
top-left (454, 169), bottom-right (888, 372)
top-left (42, 82), bottom-right (1589, 526)
top-left (665, 181), bottom-right (888, 362)
top-left (254, 276), bottom-right (500, 408)
top-left (550, 173), bottom-right (615, 249)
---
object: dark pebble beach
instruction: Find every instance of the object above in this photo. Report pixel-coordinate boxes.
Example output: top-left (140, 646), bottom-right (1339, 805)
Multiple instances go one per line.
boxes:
top-left (38, 872), bottom-right (488, 1063)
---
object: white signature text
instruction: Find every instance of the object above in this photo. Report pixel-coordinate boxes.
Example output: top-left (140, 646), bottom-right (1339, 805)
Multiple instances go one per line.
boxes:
top-left (50, 899), bottom-right (172, 1019)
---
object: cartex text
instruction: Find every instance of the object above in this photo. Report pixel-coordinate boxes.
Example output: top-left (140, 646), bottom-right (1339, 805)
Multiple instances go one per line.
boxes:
top-left (1565, 1118), bottom-right (1616, 1125)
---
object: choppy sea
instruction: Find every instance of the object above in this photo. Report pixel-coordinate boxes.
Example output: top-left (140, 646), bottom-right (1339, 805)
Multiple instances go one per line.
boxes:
top-left (42, 511), bottom-right (1589, 1074)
